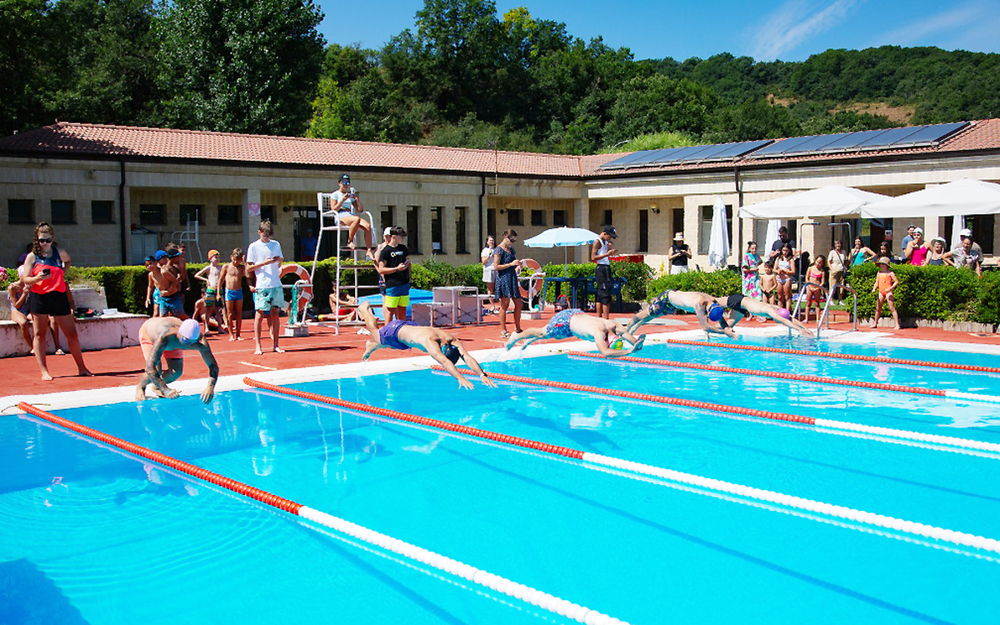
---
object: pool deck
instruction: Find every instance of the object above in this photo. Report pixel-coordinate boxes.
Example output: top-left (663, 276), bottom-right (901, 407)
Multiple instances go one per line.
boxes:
top-left (2, 311), bottom-right (999, 410)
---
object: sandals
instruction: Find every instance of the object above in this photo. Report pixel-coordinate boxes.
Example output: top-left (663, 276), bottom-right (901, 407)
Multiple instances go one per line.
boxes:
top-left (500, 331), bottom-right (510, 339)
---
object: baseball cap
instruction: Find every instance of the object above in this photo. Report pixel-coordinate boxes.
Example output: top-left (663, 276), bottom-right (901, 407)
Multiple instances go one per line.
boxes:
top-left (339, 174), bottom-right (351, 184)
top-left (177, 318), bottom-right (201, 344)
top-left (960, 228), bottom-right (972, 238)
top-left (166, 248), bottom-right (181, 258)
top-left (708, 302), bottom-right (724, 322)
top-left (383, 227), bottom-right (392, 237)
top-left (143, 255), bottom-right (155, 263)
top-left (603, 225), bottom-right (618, 239)
top-left (913, 227), bottom-right (923, 234)
top-left (154, 250), bottom-right (168, 261)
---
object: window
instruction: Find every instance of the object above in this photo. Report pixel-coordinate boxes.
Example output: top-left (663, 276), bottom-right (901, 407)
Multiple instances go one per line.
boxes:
top-left (431, 206), bottom-right (444, 253)
top-left (638, 210), bottom-right (649, 252)
top-left (506, 209), bottom-right (523, 226)
top-left (699, 204), bottom-right (734, 255)
top-left (179, 204), bottom-right (205, 226)
top-left (531, 209), bottom-right (545, 226)
top-left (92, 200), bottom-right (114, 224)
top-left (406, 205), bottom-right (420, 254)
top-left (260, 206), bottom-right (276, 223)
top-left (553, 210), bottom-right (567, 227)
top-left (140, 204), bottom-right (166, 226)
top-left (381, 205), bottom-right (395, 233)
top-left (455, 207), bottom-right (468, 253)
top-left (7, 199), bottom-right (34, 224)
top-left (603, 209), bottom-right (613, 226)
top-left (51, 200), bottom-right (75, 224)
top-left (218, 205), bottom-right (241, 225)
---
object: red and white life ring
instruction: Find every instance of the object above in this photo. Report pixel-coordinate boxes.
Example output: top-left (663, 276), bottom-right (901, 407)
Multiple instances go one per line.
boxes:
top-left (518, 258), bottom-right (543, 299)
top-left (279, 264), bottom-right (313, 312)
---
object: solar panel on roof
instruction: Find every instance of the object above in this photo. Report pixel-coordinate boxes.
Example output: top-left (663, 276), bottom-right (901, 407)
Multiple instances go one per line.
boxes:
top-left (599, 150), bottom-right (657, 169)
top-left (648, 145), bottom-right (715, 164)
top-left (705, 140), bottom-right (772, 159)
top-left (750, 135), bottom-right (821, 157)
top-left (819, 129), bottom-right (891, 151)
top-left (887, 122), bottom-right (968, 148)
top-left (854, 127), bottom-right (922, 148)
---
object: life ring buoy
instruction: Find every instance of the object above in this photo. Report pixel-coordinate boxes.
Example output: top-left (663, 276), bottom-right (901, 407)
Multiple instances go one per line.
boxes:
top-left (518, 259), bottom-right (543, 299)
top-left (279, 264), bottom-right (313, 312)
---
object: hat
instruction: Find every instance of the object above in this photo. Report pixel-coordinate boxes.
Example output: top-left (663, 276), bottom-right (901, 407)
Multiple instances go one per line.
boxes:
top-left (931, 236), bottom-right (946, 245)
top-left (143, 255), bottom-right (155, 264)
top-left (708, 302), bottom-right (725, 322)
top-left (913, 227), bottom-right (923, 234)
top-left (383, 226), bottom-right (392, 237)
top-left (603, 225), bottom-right (618, 239)
top-left (166, 248), bottom-right (181, 259)
top-left (673, 232), bottom-right (684, 241)
top-left (208, 249), bottom-right (220, 259)
top-left (441, 343), bottom-right (461, 365)
top-left (338, 174), bottom-right (351, 184)
top-left (877, 256), bottom-right (891, 265)
top-left (959, 228), bottom-right (972, 238)
top-left (154, 250), bottom-right (168, 261)
top-left (177, 318), bottom-right (201, 344)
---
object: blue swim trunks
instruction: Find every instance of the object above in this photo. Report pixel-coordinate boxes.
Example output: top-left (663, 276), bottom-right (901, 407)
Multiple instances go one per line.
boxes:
top-left (545, 308), bottom-right (583, 340)
top-left (225, 288), bottom-right (243, 301)
top-left (379, 320), bottom-right (416, 350)
top-left (648, 290), bottom-right (678, 316)
top-left (156, 291), bottom-right (184, 314)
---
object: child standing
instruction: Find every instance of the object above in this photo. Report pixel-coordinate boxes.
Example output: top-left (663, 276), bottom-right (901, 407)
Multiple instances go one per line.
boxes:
top-left (8, 266), bottom-right (33, 351)
top-left (195, 249), bottom-right (224, 333)
top-left (246, 220), bottom-right (284, 354)
top-left (872, 257), bottom-right (901, 329)
top-left (759, 261), bottom-right (777, 306)
top-left (218, 248), bottom-right (246, 341)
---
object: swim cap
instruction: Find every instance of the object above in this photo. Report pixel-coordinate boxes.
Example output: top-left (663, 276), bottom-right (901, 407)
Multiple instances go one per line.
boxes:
top-left (610, 336), bottom-right (624, 350)
top-left (208, 249), bottom-right (220, 259)
top-left (143, 255), bottom-right (155, 264)
top-left (776, 307), bottom-right (792, 320)
top-left (708, 303), bottom-right (725, 322)
top-left (441, 343), bottom-right (461, 364)
top-left (154, 250), bottom-right (168, 261)
top-left (166, 248), bottom-right (181, 259)
top-left (177, 318), bottom-right (201, 344)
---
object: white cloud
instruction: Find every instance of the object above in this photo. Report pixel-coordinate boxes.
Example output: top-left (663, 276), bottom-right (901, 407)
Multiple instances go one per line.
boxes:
top-left (749, 0), bottom-right (864, 61)
top-left (876, 2), bottom-right (997, 51)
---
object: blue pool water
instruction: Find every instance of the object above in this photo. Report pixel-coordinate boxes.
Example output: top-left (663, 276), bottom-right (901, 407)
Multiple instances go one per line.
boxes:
top-left (2, 337), bottom-right (1000, 624)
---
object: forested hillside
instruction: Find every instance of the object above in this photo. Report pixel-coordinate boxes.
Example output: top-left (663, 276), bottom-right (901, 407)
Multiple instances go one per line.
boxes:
top-left (3, 0), bottom-right (999, 155)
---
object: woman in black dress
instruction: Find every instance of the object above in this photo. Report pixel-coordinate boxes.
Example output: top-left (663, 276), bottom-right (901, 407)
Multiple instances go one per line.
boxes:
top-left (492, 229), bottom-right (523, 339)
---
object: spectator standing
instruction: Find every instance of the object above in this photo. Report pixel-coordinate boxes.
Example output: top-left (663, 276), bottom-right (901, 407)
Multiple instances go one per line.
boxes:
top-left (377, 226), bottom-right (411, 323)
top-left (218, 248), bottom-right (247, 341)
top-left (850, 237), bottom-right (876, 266)
top-left (827, 239), bottom-right (847, 304)
top-left (480, 235), bottom-right (496, 312)
top-left (769, 226), bottom-right (797, 260)
top-left (905, 228), bottom-right (929, 266)
top-left (775, 244), bottom-right (794, 309)
top-left (246, 219), bottom-right (285, 354)
top-left (591, 225), bottom-right (618, 319)
top-left (741, 241), bottom-right (762, 300)
top-left (900, 225), bottom-right (916, 254)
top-left (951, 228), bottom-right (983, 277)
top-left (803, 255), bottom-right (827, 322)
top-left (300, 228), bottom-right (318, 261)
top-left (872, 257), bottom-right (901, 329)
top-left (493, 229), bottom-right (523, 339)
top-left (926, 238), bottom-right (954, 266)
top-left (668, 233), bottom-right (691, 274)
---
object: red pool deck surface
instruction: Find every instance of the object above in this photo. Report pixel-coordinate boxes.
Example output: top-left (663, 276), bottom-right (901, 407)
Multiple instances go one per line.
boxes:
top-left (2, 311), bottom-right (998, 398)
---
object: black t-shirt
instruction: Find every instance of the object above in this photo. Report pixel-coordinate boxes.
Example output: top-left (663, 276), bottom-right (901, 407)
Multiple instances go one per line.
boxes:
top-left (379, 244), bottom-right (409, 288)
top-left (671, 243), bottom-right (689, 266)
top-left (771, 238), bottom-right (796, 254)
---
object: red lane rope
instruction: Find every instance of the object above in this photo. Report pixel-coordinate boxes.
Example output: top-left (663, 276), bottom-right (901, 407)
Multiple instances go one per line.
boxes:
top-left (17, 402), bottom-right (303, 514)
top-left (665, 338), bottom-right (1000, 374)
top-left (242, 378), bottom-right (585, 460)
top-left (567, 351), bottom-right (947, 397)
top-left (431, 367), bottom-right (816, 426)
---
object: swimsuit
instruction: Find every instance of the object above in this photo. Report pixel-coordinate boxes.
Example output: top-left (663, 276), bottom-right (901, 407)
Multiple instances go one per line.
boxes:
top-left (156, 291), bottom-right (184, 314)
top-left (379, 319), bottom-right (415, 350)
top-left (139, 321), bottom-right (184, 360)
top-left (648, 291), bottom-right (678, 316)
top-left (776, 258), bottom-right (792, 285)
top-left (205, 288), bottom-right (218, 307)
top-left (225, 288), bottom-right (243, 301)
top-left (726, 293), bottom-right (749, 317)
top-left (546, 308), bottom-right (583, 340)
top-left (876, 272), bottom-right (894, 296)
top-left (927, 257), bottom-right (945, 266)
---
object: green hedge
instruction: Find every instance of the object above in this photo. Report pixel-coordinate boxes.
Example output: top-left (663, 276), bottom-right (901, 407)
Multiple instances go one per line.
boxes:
top-left (648, 269), bottom-right (741, 298)
top-left (846, 263), bottom-right (985, 322)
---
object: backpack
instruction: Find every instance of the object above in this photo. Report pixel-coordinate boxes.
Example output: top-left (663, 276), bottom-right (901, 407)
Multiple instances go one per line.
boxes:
top-left (553, 294), bottom-right (569, 312)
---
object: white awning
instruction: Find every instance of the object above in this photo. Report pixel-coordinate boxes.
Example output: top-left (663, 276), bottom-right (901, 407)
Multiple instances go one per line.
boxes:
top-left (740, 185), bottom-right (889, 219)
top-left (862, 179), bottom-right (1000, 218)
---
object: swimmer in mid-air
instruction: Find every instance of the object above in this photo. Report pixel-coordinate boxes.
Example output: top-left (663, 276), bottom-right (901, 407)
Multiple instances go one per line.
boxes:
top-left (358, 302), bottom-right (496, 390)
top-left (505, 308), bottom-right (646, 357)
top-left (624, 289), bottom-right (736, 339)
top-left (717, 292), bottom-right (815, 338)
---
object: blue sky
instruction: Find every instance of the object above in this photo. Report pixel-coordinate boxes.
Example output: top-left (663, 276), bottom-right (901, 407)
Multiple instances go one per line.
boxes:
top-left (316, 0), bottom-right (1000, 62)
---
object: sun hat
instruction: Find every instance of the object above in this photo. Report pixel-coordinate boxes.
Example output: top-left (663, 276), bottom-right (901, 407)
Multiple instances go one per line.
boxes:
top-left (877, 256), bottom-right (891, 265)
top-left (208, 249), bottom-right (220, 259)
top-left (177, 318), bottom-right (201, 344)
top-left (959, 228), bottom-right (972, 238)
top-left (931, 236), bottom-right (946, 245)
top-left (673, 232), bottom-right (684, 241)
top-left (708, 302), bottom-right (725, 322)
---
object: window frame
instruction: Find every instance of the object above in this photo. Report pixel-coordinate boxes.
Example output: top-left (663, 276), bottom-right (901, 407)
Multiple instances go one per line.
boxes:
top-left (7, 199), bottom-right (34, 224)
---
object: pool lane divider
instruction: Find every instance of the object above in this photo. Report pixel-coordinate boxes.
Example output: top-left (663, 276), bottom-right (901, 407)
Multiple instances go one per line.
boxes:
top-left (242, 379), bottom-right (1000, 555)
top-left (666, 338), bottom-right (1000, 375)
top-left (437, 368), bottom-right (1000, 455)
top-left (568, 351), bottom-right (1000, 404)
top-left (17, 400), bottom-right (628, 625)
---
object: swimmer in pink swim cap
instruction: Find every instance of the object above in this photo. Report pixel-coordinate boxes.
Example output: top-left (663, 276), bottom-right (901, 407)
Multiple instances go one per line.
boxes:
top-left (716, 293), bottom-right (815, 338)
top-left (135, 317), bottom-right (220, 403)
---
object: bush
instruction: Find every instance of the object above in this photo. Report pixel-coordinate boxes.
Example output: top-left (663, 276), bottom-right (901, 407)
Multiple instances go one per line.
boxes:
top-left (648, 270), bottom-right (740, 298)
top-left (847, 263), bottom-right (981, 321)
top-left (974, 271), bottom-right (1000, 326)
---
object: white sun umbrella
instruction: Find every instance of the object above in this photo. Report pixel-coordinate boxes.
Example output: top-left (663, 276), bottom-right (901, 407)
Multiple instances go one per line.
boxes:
top-left (950, 214), bottom-right (966, 250)
top-left (862, 179), bottom-right (1000, 219)
top-left (523, 226), bottom-right (600, 275)
top-left (741, 185), bottom-right (889, 219)
top-left (707, 197), bottom-right (730, 269)
top-left (764, 219), bottom-right (782, 256)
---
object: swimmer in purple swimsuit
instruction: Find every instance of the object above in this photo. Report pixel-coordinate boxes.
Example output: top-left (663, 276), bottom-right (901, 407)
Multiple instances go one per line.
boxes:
top-left (625, 289), bottom-right (736, 340)
top-left (506, 309), bottom-right (645, 357)
top-left (359, 302), bottom-right (497, 390)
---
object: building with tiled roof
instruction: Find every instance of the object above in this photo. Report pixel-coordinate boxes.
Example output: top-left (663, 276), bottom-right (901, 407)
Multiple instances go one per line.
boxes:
top-left (1, 120), bottom-right (999, 271)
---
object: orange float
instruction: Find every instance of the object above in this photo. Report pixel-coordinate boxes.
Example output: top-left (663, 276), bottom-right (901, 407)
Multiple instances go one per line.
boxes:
top-left (518, 258), bottom-right (543, 299)
top-left (279, 263), bottom-right (313, 312)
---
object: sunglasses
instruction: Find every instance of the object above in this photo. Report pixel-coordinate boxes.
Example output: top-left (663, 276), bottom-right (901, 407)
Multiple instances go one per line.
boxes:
top-left (38, 237), bottom-right (53, 243)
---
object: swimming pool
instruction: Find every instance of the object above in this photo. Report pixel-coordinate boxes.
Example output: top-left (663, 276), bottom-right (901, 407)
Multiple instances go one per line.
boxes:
top-left (3, 335), bottom-right (1000, 624)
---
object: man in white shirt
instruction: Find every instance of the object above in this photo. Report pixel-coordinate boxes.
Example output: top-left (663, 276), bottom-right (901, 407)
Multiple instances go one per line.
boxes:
top-left (951, 228), bottom-right (983, 277)
top-left (246, 219), bottom-right (285, 354)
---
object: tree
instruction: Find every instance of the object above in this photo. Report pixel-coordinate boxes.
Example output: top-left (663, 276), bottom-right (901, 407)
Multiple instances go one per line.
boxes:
top-left (0, 0), bottom-right (54, 135)
top-left (603, 74), bottom-right (718, 145)
top-left (155, 0), bottom-right (325, 136)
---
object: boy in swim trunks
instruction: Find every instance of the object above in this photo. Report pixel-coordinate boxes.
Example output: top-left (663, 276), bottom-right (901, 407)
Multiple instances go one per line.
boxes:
top-left (135, 317), bottom-right (219, 403)
top-left (625, 289), bottom-right (737, 339)
top-left (716, 292), bottom-right (815, 338)
top-left (195, 249), bottom-right (223, 333)
top-left (759, 261), bottom-right (777, 305)
top-left (358, 302), bottom-right (496, 390)
top-left (150, 250), bottom-right (186, 318)
top-left (506, 309), bottom-right (646, 357)
top-left (218, 248), bottom-right (246, 341)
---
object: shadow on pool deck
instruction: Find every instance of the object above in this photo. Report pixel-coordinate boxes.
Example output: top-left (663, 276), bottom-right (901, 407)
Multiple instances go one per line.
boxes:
top-left (1, 310), bottom-right (997, 398)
